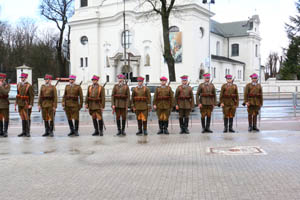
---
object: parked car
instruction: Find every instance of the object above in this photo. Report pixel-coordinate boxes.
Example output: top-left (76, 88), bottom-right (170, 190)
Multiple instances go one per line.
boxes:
top-left (9, 84), bottom-right (17, 99)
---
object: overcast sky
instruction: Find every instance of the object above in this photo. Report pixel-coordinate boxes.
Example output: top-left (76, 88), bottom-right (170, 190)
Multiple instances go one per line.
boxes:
top-left (0, 0), bottom-right (297, 64)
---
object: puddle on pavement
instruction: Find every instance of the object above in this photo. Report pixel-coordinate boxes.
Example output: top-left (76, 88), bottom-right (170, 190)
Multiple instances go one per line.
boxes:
top-left (262, 137), bottom-right (284, 143)
top-left (42, 149), bottom-right (56, 154)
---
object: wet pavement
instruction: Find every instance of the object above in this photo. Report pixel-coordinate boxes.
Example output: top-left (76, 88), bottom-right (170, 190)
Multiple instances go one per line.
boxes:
top-left (1, 117), bottom-right (300, 199)
top-left (8, 99), bottom-right (300, 125)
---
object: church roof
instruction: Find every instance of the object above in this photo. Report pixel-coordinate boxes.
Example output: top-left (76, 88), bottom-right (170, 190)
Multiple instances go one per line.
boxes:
top-left (212, 55), bottom-right (245, 65)
top-left (211, 20), bottom-right (252, 37)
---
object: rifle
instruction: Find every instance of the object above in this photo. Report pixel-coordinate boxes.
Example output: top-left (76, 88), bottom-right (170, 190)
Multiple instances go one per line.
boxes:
top-left (52, 78), bottom-right (60, 131)
top-left (125, 79), bottom-right (129, 128)
top-left (167, 81), bottom-right (173, 130)
top-left (102, 81), bottom-right (108, 130)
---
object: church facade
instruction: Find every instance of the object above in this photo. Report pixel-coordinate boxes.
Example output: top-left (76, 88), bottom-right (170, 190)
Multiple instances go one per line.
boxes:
top-left (69, 0), bottom-right (261, 83)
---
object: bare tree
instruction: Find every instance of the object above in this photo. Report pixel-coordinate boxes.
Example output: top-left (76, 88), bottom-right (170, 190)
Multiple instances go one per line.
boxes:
top-left (139, 0), bottom-right (177, 81)
top-left (40, 0), bottom-right (74, 77)
top-left (265, 52), bottom-right (279, 78)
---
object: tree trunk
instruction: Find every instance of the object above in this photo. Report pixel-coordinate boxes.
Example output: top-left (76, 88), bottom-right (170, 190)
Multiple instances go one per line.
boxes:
top-left (161, 14), bottom-right (176, 82)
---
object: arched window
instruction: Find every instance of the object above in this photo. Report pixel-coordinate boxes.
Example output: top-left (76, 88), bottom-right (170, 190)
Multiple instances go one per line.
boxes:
top-left (216, 41), bottom-right (220, 56)
top-left (231, 44), bottom-right (239, 57)
top-left (199, 27), bottom-right (204, 38)
top-left (121, 30), bottom-right (132, 49)
top-left (144, 46), bottom-right (150, 66)
top-left (255, 44), bottom-right (258, 57)
top-left (169, 26), bottom-right (180, 32)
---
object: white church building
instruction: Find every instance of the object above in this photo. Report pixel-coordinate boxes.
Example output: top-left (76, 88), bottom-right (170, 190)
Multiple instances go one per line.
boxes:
top-left (69, 0), bottom-right (261, 84)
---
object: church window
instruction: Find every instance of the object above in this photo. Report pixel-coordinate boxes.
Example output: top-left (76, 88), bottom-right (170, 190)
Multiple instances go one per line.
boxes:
top-left (121, 30), bottom-right (132, 49)
top-left (106, 75), bottom-right (110, 82)
top-left (169, 26), bottom-right (180, 32)
top-left (146, 75), bottom-right (150, 82)
top-left (213, 67), bottom-right (216, 78)
top-left (216, 41), bottom-right (220, 56)
top-left (145, 54), bottom-right (150, 66)
top-left (80, 58), bottom-right (84, 67)
top-left (231, 44), bottom-right (239, 57)
top-left (80, 36), bottom-right (88, 45)
top-left (85, 57), bottom-right (88, 67)
top-left (81, 0), bottom-right (88, 7)
top-left (255, 45), bottom-right (258, 57)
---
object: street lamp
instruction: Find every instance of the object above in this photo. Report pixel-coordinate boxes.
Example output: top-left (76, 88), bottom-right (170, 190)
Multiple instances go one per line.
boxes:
top-left (202, 0), bottom-right (215, 76)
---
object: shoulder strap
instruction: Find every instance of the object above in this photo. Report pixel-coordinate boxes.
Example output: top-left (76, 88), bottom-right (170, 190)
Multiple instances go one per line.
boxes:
top-left (88, 85), bottom-right (92, 97)
top-left (97, 86), bottom-right (102, 98)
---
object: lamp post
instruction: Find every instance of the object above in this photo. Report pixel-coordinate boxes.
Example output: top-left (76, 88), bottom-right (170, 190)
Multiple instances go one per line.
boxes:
top-left (202, 0), bottom-right (215, 75)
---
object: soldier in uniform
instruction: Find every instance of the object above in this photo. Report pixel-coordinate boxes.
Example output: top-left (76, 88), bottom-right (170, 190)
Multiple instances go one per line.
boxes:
top-left (131, 76), bottom-right (151, 136)
top-left (196, 73), bottom-right (216, 133)
top-left (111, 74), bottom-right (130, 136)
top-left (175, 75), bottom-right (194, 134)
top-left (85, 75), bottom-right (105, 136)
top-left (16, 73), bottom-right (34, 137)
top-left (153, 76), bottom-right (174, 134)
top-left (0, 73), bottom-right (10, 137)
top-left (38, 74), bottom-right (57, 137)
top-left (219, 74), bottom-right (239, 133)
top-left (243, 73), bottom-right (263, 132)
top-left (62, 75), bottom-right (83, 136)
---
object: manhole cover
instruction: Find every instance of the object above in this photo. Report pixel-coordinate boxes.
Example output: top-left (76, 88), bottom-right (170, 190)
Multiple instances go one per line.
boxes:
top-left (207, 146), bottom-right (267, 155)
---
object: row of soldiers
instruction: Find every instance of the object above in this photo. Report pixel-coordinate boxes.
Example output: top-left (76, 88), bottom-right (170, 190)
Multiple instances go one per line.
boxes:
top-left (0, 71), bottom-right (262, 137)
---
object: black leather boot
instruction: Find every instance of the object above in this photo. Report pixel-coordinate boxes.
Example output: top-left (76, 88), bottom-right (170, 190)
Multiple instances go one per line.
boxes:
top-left (18, 120), bottom-right (26, 137)
top-left (121, 120), bottom-right (126, 136)
top-left (116, 120), bottom-right (121, 136)
top-left (164, 121), bottom-right (169, 134)
top-left (157, 120), bottom-right (163, 134)
top-left (136, 120), bottom-right (143, 135)
top-left (223, 118), bottom-right (228, 133)
top-left (67, 120), bottom-right (75, 136)
top-left (143, 121), bottom-right (148, 135)
top-left (0, 120), bottom-right (3, 136)
top-left (179, 118), bottom-right (185, 134)
top-left (42, 121), bottom-right (50, 137)
top-left (99, 120), bottom-right (104, 136)
top-left (201, 117), bottom-right (206, 133)
top-left (49, 121), bottom-right (54, 137)
top-left (184, 118), bottom-right (190, 134)
top-left (74, 120), bottom-right (79, 136)
top-left (3, 121), bottom-right (8, 137)
top-left (25, 120), bottom-right (30, 137)
top-left (229, 118), bottom-right (235, 133)
top-left (253, 115), bottom-right (260, 132)
top-left (248, 115), bottom-right (253, 132)
top-left (205, 117), bottom-right (213, 133)
top-left (92, 119), bottom-right (99, 136)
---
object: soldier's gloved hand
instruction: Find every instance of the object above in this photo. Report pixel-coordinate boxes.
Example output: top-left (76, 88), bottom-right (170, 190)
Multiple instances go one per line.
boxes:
top-left (246, 102), bottom-right (250, 107)
top-left (28, 105), bottom-right (32, 109)
top-left (198, 104), bottom-right (202, 109)
top-left (220, 103), bottom-right (224, 107)
top-left (153, 105), bottom-right (157, 110)
top-left (38, 106), bottom-right (41, 112)
top-left (176, 105), bottom-right (179, 110)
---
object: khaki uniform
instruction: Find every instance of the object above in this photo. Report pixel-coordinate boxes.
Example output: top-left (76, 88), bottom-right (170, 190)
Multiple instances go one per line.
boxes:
top-left (175, 84), bottom-right (194, 133)
top-left (131, 86), bottom-right (151, 133)
top-left (62, 84), bottom-right (83, 120)
top-left (85, 83), bottom-right (105, 120)
top-left (38, 84), bottom-right (57, 121)
top-left (16, 82), bottom-right (34, 120)
top-left (0, 82), bottom-right (10, 121)
top-left (244, 82), bottom-right (263, 131)
top-left (196, 83), bottom-right (216, 118)
top-left (219, 83), bottom-right (239, 118)
top-left (111, 83), bottom-right (130, 120)
top-left (244, 83), bottom-right (263, 115)
top-left (153, 86), bottom-right (174, 121)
